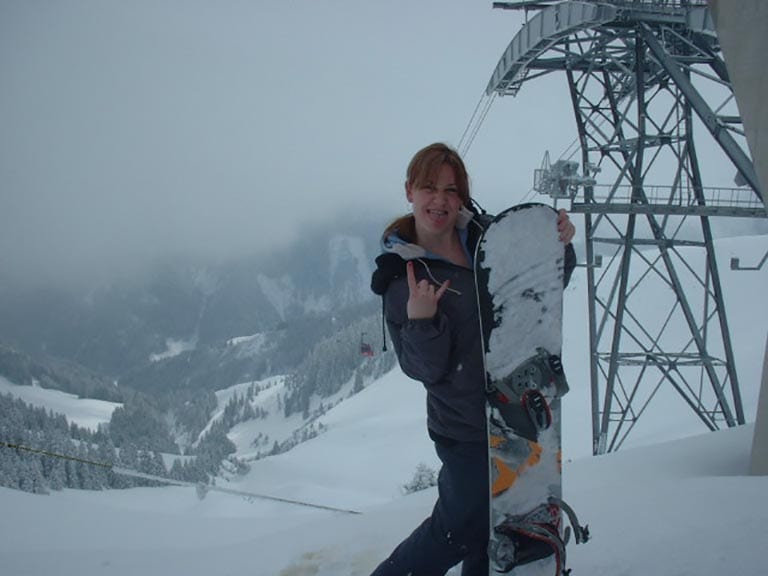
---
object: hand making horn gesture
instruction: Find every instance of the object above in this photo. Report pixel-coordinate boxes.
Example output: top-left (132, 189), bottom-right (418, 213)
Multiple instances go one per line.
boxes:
top-left (406, 261), bottom-right (450, 320)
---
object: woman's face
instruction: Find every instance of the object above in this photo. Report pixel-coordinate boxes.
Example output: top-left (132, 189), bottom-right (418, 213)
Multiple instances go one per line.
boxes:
top-left (406, 163), bottom-right (463, 239)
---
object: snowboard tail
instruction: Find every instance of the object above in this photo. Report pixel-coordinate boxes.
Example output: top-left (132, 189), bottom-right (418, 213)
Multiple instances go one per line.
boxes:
top-left (491, 497), bottom-right (590, 575)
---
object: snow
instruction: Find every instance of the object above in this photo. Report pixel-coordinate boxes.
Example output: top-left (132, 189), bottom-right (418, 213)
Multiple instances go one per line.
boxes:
top-left (226, 333), bottom-right (264, 347)
top-left (0, 393), bottom-right (764, 575)
top-left (198, 375), bottom-right (303, 452)
top-left (149, 336), bottom-right (197, 362)
top-left (483, 205), bottom-right (564, 380)
top-left (0, 233), bottom-right (766, 575)
top-left (0, 375), bottom-right (120, 432)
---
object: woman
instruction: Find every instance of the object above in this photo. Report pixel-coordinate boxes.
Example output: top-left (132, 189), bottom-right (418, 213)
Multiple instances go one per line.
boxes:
top-left (370, 143), bottom-right (576, 576)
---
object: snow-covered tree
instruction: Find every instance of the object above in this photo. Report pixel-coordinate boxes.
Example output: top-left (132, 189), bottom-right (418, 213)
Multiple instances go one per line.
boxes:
top-left (402, 462), bottom-right (438, 494)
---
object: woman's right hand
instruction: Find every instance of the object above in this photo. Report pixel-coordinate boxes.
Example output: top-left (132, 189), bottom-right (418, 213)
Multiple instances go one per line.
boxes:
top-left (406, 261), bottom-right (449, 320)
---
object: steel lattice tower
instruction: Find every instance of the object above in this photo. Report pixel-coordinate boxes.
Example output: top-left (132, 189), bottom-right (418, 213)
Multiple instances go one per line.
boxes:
top-left (483, 0), bottom-right (766, 454)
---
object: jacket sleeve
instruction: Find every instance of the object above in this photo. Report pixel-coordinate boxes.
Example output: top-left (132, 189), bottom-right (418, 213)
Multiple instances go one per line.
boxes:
top-left (384, 282), bottom-right (453, 386)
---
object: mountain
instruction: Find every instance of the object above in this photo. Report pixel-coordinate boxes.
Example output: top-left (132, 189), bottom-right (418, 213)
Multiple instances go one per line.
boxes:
top-left (0, 216), bottom-right (391, 406)
top-left (0, 215), bottom-right (386, 385)
top-left (1, 227), bottom-right (762, 488)
top-left (0, 215), bottom-right (400, 484)
top-left (0, 343), bottom-right (121, 403)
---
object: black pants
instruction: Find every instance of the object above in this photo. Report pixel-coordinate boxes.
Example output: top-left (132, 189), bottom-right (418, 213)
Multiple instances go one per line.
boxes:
top-left (370, 437), bottom-right (489, 576)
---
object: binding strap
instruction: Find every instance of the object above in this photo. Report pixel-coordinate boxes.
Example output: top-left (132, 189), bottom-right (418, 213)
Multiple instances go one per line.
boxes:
top-left (491, 497), bottom-right (590, 575)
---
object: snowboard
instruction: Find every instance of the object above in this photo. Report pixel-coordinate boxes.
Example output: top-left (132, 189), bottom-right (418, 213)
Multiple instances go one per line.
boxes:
top-left (474, 203), bottom-right (588, 575)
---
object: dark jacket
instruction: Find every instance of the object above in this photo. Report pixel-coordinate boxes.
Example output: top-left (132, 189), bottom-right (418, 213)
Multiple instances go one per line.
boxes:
top-left (371, 213), bottom-right (576, 444)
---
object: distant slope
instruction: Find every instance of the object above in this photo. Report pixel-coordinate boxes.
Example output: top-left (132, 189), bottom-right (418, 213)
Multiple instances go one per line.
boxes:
top-left (0, 375), bottom-right (120, 432)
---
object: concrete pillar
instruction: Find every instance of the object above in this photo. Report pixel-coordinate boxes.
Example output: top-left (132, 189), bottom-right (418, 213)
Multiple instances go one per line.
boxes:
top-left (752, 337), bottom-right (768, 474)
top-left (708, 0), bottom-right (768, 475)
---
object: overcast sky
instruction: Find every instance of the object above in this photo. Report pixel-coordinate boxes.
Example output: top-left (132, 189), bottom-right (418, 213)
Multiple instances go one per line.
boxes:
top-left (2, 1), bottom-right (762, 290)
top-left (1, 0), bottom-right (583, 288)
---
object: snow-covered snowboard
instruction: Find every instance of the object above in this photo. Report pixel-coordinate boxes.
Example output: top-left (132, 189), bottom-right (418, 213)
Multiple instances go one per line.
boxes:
top-left (474, 203), bottom-right (588, 575)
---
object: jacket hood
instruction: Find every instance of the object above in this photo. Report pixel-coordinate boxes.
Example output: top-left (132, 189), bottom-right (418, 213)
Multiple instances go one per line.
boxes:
top-left (371, 229), bottom-right (474, 297)
top-left (370, 204), bottom-right (490, 297)
top-left (370, 233), bottom-right (413, 296)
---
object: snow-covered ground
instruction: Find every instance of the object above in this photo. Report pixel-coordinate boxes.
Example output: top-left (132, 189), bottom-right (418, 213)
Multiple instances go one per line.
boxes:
top-left (0, 233), bottom-right (766, 575)
top-left (0, 375), bottom-right (120, 432)
top-left (0, 381), bottom-right (764, 576)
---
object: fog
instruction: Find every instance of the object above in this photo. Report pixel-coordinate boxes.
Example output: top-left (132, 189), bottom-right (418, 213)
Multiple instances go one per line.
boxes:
top-left (2, 0), bottom-right (763, 291)
top-left (0, 1), bottom-right (522, 288)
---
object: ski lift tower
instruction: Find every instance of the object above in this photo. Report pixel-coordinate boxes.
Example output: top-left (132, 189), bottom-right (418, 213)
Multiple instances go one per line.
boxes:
top-left (486, 1), bottom-right (766, 454)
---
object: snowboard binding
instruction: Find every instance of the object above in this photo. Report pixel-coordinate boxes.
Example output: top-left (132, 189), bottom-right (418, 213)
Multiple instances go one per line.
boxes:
top-left (490, 497), bottom-right (590, 576)
top-left (522, 389), bottom-right (552, 432)
top-left (488, 348), bottom-right (568, 441)
top-left (493, 347), bottom-right (569, 400)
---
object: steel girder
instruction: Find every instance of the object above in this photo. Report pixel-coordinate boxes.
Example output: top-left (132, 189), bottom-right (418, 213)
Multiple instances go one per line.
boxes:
top-left (486, 1), bottom-right (764, 454)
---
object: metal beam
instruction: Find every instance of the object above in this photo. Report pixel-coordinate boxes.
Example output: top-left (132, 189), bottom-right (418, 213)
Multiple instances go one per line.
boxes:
top-left (486, 2), bottom-right (618, 96)
top-left (571, 203), bottom-right (767, 217)
top-left (483, 0), bottom-right (757, 455)
top-left (641, 25), bottom-right (763, 201)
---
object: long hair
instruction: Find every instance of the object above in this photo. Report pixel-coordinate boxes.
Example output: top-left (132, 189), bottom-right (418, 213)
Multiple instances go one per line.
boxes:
top-left (383, 143), bottom-right (472, 243)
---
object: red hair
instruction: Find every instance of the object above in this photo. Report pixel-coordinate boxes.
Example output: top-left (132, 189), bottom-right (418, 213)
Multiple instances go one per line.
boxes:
top-left (384, 143), bottom-right (472, 242)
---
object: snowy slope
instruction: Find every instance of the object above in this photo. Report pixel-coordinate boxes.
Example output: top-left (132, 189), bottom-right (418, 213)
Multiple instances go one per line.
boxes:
top-left (227, 368), bottom-right (438, 511)
top-left (0, 379), bottom-right (765, 576)
top-left (0, 375), bottom-right (120, 432)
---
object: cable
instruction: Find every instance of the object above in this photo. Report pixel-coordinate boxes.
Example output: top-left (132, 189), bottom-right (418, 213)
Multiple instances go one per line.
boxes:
top-left (458, 91), bottom-right (496, 157)
top-left (0, 439), bottom-right (362, 515)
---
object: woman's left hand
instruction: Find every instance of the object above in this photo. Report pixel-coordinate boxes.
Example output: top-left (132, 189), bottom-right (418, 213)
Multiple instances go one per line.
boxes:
top-left (557, 209), bottom-right (575, 244)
